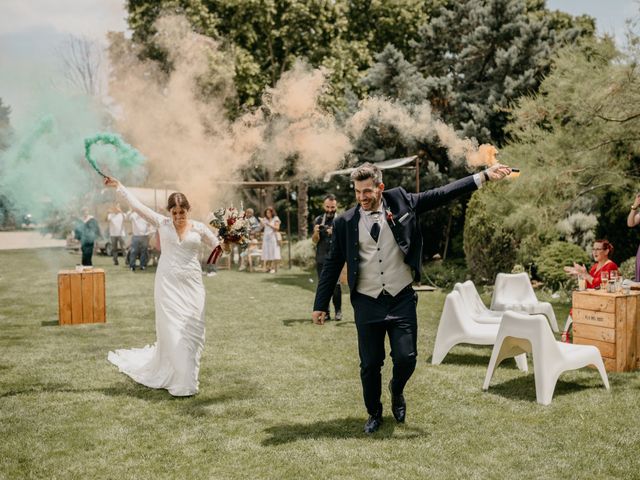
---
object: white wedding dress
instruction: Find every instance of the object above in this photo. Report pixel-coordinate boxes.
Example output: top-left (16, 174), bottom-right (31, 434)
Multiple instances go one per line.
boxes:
top-left (108, 185), bottom-right (219, 396)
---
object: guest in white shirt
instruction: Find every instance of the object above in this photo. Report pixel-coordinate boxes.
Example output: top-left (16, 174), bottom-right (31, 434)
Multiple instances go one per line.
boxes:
top-left (107, 203), bottom-right (127, 266)
top-left (128, 209), bottom-right (152, 271)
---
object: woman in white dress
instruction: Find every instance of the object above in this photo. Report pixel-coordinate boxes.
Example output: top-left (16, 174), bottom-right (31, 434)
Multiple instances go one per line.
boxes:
top-left (104, 176), bottom-right (219, 396)
top-left (260, 206), bottom-right (281, 273)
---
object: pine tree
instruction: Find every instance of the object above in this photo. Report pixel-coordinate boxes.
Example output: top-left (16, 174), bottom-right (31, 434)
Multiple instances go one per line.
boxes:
top-left (412, 0), bottom-right (593, 145)
top-left (362, 44), bottom-right (430, 104)
top-left (464, 37), bottom-right (640, 280)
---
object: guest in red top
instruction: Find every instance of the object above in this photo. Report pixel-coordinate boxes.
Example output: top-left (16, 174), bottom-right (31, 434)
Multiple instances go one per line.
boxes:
top-left (564, 239), bottom-right (618, 289)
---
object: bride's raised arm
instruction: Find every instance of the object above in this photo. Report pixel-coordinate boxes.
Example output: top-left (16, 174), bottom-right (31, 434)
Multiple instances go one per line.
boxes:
top-left (103, 176), bottom-right (166, 228)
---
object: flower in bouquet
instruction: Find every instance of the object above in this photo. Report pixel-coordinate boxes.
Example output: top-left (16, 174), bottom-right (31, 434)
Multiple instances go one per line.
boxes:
top-left (209, 207), bottom-right (250, 248)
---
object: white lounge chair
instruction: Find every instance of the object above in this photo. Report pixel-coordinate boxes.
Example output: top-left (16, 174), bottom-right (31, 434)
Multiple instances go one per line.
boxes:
top-left (453, 280), bottom-right (503, 324)
top-left (490, 272), bottom-right (559, 332)
top-left (432, 291), bottom-right (527, 371)
top-left (482, 311), bottom-right (609, 406)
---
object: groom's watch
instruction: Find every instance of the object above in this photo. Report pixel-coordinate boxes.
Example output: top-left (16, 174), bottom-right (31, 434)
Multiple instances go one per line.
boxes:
top-left (482, 171), bottom-right (490, 182)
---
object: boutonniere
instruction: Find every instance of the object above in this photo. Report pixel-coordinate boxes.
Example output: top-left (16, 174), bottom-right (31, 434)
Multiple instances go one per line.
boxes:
top-left (385, 208), bottom-right (395, 226)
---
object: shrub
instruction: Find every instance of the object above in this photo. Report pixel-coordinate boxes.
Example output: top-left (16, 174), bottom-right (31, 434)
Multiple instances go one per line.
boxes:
top-left (535, 241), bottom-right (590, 291)
top-left (556, 212), bottom-right (597, 250)
top-left (290, 238), bottom-right (316, 270)
top-left (464, 190), bottom-right (517, 283)
top-left (422, 259), bottom-right (469, 290)
top-left (619, 256), bottom-right (636, 280)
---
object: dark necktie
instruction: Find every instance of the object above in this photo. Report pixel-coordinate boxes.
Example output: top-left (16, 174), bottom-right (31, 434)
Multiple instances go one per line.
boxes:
top-left (370, 222), bottom-right (380, 242)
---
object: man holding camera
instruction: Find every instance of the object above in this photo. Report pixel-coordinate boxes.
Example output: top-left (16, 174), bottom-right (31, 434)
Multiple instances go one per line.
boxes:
top-left (312, 194), bottom-right (342, 321)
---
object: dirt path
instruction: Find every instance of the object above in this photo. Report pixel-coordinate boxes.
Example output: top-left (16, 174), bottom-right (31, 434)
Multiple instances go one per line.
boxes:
top-left (0, 231), bottom-right (67, 250)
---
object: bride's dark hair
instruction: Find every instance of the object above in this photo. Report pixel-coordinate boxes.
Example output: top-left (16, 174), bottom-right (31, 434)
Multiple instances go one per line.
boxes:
top-left (167, 192), bottom-right (191, 211)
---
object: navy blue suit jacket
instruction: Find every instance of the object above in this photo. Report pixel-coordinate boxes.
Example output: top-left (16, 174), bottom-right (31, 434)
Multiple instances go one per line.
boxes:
top-left (313, 175), bottom-right (478, 312)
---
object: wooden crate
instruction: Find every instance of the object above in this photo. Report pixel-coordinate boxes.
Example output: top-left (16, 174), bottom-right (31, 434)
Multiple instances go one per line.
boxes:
top-left (572, 290), bottom-right (639, 372)
top-left (58, 269), bottom-right (106, 325)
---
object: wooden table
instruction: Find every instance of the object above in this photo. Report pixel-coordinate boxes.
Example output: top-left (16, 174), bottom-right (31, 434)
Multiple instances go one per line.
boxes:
top-left (57, 268), bottom-right (106, 325)
top-left (572, 289), bottom-right (640, 372)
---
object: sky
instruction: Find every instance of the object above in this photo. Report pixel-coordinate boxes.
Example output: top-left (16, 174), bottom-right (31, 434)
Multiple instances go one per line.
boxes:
top-left (0, 0), bottom-right (637, 121)
top-left (547, 0), bottom-right (638, 45)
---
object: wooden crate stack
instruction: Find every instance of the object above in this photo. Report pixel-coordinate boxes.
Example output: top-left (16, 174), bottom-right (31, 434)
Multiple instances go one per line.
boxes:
top-left (57, 269), bottom-right (106, 325)
top-left (572, 290), bottom-right (639, 372)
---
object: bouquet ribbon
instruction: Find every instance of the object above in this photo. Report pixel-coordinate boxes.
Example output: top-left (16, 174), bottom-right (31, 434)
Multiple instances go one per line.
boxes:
top-left (207, 245), bottom-right (223, 265)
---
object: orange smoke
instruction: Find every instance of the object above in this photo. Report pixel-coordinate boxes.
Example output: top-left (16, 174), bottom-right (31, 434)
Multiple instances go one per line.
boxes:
top-left (467, 144), bottom-right (498, 167)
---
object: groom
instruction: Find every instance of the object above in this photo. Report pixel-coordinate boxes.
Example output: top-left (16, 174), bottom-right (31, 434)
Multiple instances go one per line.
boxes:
top-left (312, 161), bottom-right (511, 433)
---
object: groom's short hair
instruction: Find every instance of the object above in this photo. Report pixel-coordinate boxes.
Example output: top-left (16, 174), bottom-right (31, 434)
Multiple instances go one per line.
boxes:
top-left (350, 162), bottom-right (382, 186)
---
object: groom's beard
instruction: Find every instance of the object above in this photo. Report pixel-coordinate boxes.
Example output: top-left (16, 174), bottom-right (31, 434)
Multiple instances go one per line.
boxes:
top-left (324, 212), bottom-right (335, 221)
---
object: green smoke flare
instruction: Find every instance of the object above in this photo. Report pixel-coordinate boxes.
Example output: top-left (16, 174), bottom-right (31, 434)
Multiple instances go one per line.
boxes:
top-left (84, 133), bottom-right (145, 177)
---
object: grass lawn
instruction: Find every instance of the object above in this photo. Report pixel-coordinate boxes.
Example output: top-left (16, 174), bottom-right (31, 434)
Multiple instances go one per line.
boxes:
top-left (1, 248), bottom-right (639, 479)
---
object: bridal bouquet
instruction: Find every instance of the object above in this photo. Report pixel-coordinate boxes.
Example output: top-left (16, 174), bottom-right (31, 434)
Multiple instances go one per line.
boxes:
top-left (208, 207), bottom-right (251, 248)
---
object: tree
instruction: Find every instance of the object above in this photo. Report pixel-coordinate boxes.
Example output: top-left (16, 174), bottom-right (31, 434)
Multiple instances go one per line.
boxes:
top-left (0, 98), bottom-right (11, 151)
top-left (126, 0), bottom-right (348, 108)
top-left (57, 35), bottom-right (105, 96)
top-left (411, 0), bottom-right (594, 145)
top-left (126, 0), bottom-right (218, 67)
top-left (362, 44), bottom-right (430, 104)
top-left (343, 0), bottom-right (433, 63)
top-left (464, 37), bottom-right (640, 281)
top-left (0, 98), bottom-right (14, 228)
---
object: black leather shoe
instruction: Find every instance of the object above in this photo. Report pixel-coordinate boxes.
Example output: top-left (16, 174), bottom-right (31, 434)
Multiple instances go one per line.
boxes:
top-left (389, 380), bottom-right (406, 423)
top-left (363, 413), bottom-right (383, 434)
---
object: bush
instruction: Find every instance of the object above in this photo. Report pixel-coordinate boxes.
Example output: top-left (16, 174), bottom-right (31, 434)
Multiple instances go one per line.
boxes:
top-left (535, 241), bottom-right (590, 291)
top-left (464, 190), bottom-right (517, 283)
top-left (422, 259), bottom-right (469, 290)
top-left (290, 238), bottom-right (316, 270)
top-left (619, 256), bottom-right (636, 280)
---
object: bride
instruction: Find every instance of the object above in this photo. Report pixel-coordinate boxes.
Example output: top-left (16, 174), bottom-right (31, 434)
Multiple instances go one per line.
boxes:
top-left (104, 176), bottom-right (219, 396)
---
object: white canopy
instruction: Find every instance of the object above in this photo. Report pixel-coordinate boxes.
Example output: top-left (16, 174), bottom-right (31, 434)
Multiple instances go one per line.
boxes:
top-left (323, 156), bottom-right (417, 182)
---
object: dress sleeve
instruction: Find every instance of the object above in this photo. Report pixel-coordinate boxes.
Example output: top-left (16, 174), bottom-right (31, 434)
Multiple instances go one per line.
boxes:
top-left (198, 222), bottom-right (219, 250)
top-left (116, 184), bottom-right (166, 228)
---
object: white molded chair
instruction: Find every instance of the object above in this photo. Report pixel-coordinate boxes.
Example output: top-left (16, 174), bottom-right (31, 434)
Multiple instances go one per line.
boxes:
top-left (490, 272), bottom-right (559, 332)
top-left (483, 311), bottom-right (609, 406)
top-left (432, 291), bottom-right (527, 371)
top-left (453, 280), bottom-right (503, 324)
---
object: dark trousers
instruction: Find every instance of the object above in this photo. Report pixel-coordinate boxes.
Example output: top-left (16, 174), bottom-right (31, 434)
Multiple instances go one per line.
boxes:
top-left (130, 235), bottom-right (149, 268)
top-left (352, 288), bottom-right (418, 416)
top-left (81, 243), bottom-right (94, 266)
top-left (110, 236), bottom-right (125, 265)
top-left (316, 262), bottom-right (342, 314)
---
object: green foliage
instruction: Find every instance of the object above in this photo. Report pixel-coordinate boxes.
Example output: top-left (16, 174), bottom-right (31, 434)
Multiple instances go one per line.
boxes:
top-left (595, 190), bottom-right (640, 266)
top-left (196, 0), bottom-right (347, 107)
top-left (463, 187), bottom-right (518, 283)
top-left (344, 0), bottom-right (431, 62)
top-left (536, 241), bottom-right (590, 291)
top-left (466, 36), bottom-right (640, 279)
top-left (127, 0), bottom-right (218, 67)
top-left (421, 258), bottom-right (469, 289)
top-left (411, 0), bottom-right (592, 145)
top-left (362, 44), bottom-right (429, 104)
top-left (619, 256), bottom-right (637, 281)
